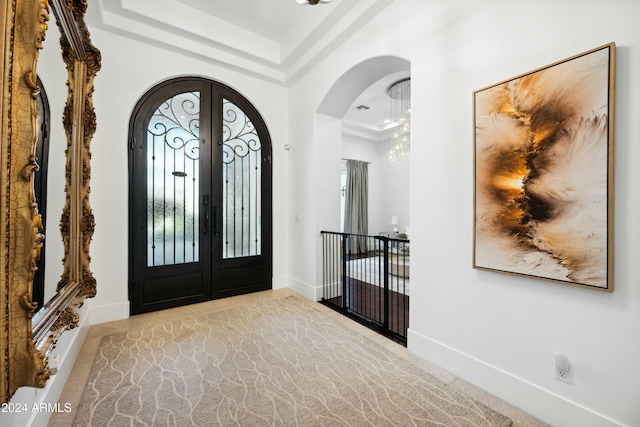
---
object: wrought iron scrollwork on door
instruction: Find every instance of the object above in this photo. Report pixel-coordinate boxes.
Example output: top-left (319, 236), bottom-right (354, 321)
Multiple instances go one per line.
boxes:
top-left (146, 91), bottom-right (201, 266)
top-left (221, 99), bottom-right (262, 259)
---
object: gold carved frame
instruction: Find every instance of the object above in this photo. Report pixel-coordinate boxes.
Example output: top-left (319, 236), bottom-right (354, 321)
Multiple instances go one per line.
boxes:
top-left (1, 0), bottom-right (100, 402)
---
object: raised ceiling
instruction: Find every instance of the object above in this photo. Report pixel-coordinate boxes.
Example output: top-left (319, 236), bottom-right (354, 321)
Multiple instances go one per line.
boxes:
top-left (343, 71), bottom-right (410, 141)
top-left (88, 0), bottom-right (395, 85)
top-left (86, 0), bottom-right (404, 140)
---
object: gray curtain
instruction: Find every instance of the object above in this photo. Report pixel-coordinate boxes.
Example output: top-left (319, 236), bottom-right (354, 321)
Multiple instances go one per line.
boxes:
top-left (343, 160), bottom-right (368, 253)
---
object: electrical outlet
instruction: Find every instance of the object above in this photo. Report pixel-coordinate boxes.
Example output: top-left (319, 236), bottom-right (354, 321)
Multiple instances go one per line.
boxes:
top-left (554, 352), bottom-right (571, 384)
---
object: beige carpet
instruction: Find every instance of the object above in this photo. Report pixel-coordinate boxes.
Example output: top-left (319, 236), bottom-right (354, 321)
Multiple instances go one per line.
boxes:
top-left (74, 296), bottom-right (512, 426)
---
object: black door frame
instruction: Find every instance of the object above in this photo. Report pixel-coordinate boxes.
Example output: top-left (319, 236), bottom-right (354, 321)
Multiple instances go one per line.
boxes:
top-left (128, 76), bottom-right (273, 314)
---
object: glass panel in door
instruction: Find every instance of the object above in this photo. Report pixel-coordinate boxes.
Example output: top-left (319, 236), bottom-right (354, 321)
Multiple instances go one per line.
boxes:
top-left (222, 98), bottom-right (261, 259)
top-left (147, 91), bottom-right (201, 266)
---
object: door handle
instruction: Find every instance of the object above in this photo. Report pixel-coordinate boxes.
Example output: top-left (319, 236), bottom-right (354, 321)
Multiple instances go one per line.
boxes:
top-left (212, 206), bottom-right (218, 235)
top-left (203, 195), bottom-right (210, 235)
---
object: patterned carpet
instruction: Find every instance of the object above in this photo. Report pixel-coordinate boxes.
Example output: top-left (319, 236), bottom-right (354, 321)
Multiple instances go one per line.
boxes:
top-left (74, 296), bottom-right (512, 426)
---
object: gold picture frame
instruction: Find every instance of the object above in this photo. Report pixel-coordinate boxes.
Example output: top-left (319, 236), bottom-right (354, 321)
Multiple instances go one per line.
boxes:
top-left (1, 0), bottom-right (100, 402)
top-left (473, 43), bottom-right (615, 291)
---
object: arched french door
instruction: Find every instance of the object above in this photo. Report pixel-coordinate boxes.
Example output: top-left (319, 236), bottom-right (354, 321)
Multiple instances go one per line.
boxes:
top-left (129, 77), bottom-right (272, 314)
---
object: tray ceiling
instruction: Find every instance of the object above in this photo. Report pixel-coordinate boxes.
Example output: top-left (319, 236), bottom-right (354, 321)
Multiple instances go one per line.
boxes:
top-left (88, 0), bottom-right (394, 84)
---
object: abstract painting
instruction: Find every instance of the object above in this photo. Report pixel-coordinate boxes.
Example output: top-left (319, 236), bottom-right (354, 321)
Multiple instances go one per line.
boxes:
top-left (473, 43), bottom-right (615, 291)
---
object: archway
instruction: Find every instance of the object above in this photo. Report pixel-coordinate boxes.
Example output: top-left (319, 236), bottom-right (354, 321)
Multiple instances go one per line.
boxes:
top-left (316, 56), bottom-right (411, 344)
top-left (316, 55), bottom-right (411, 237)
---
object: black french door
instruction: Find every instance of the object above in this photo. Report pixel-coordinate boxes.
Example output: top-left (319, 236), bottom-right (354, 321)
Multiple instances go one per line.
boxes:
top-left (129, 77), bottom-right (272, 315)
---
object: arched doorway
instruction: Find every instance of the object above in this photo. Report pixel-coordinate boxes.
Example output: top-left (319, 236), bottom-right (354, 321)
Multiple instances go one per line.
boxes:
top-left (316, 56), bottom-right (411, 344)
top-left (128, 77), bottom-right (273, 314)
top-left (316, 56), bottom-right (411, 234)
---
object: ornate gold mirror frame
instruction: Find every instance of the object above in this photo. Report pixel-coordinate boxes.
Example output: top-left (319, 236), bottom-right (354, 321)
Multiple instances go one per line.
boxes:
top-left (0, 0), bottom-right (100, 403)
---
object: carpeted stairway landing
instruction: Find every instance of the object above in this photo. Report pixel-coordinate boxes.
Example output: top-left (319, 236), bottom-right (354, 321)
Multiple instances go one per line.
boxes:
top-left (74, 296), bottom-right (513, 426)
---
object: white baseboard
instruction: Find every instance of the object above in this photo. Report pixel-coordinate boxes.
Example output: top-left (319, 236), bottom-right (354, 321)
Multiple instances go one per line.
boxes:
top-left (286, 276), bottom-right (322, 301)
top-left (88, 300), bottom-right (129, 325)
top-left (407, 329), bottom-right (623, 427)
top-left (272, 275), bottom-right (289, 290)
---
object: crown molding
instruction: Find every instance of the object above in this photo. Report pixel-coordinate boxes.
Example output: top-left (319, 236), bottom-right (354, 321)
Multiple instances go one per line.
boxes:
top-left (89, 0), bottom-right (395, 86)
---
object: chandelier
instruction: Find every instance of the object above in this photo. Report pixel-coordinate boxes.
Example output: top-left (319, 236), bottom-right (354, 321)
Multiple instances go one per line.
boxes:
top-left (385, 78), bottom-right (411, 162)
top-left (295, 0), bottom-right (333, 5)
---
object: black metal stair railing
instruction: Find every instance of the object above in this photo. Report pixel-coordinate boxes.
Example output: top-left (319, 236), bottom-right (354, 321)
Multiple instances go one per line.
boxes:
top-left (320, 231), bottom-right (410, 345)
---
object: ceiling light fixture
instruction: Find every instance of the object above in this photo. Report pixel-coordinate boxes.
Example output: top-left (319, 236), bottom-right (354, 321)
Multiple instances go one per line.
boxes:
top-left (295, 0), bottom-right (333, 5)
top-left (386, 78), bottom-right (411, 162)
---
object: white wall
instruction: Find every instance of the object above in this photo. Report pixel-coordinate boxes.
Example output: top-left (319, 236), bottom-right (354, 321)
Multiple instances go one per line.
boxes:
top-left (376, 146), bottom-right (410, 236)
top-left (289, 1), bottom-right (640, 425)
